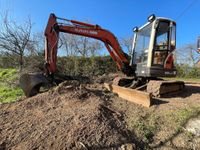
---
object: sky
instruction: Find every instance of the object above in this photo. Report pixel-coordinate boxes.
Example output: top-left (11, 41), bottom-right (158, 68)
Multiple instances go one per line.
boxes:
top-left (0, 0), bottom-right (200, 49)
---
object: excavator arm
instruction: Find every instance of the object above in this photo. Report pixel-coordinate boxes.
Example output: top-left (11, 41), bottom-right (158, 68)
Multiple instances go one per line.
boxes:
top-left (20, 13), bottom-right (134, 97)
top-left (44, 13), bottom-right (133, 76)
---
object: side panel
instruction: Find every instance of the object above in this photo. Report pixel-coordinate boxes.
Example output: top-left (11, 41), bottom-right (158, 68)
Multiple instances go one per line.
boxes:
top-left (136, 65), bottom-right (177, 77)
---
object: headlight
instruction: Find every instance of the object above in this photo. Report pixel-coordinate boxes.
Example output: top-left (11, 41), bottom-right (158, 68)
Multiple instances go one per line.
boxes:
top-left (148, 14), bottom-right (156, 22)
top-left (133, 27), bottom-right (138, 32)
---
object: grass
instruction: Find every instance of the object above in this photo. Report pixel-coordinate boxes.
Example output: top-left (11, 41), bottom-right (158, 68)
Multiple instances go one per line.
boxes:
top-left (0, 68), bottom-right (17, 80)
top-left (0, 86), bottom-right (23, 103)
top-left (0, 68), bottom-right (23, 103)
top-left (133, 119), bottom-right (157, 143)
top-left (131, 113), bottom-right (159, 144)
top-left (167, 106), bottom-right (200, 131)
top-left (124, 105), bottom-right (200, 148)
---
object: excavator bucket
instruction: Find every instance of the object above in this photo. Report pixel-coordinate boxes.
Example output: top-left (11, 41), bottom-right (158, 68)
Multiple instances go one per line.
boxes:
top-left (147, 80), bottom-right (185, 97)
top-left (19, 73), bottom-right (49, 97)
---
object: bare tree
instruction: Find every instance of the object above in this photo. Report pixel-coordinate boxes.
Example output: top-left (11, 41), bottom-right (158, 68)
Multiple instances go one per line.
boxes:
top-left (27, 32), bottom-right (45, 55)
top-left (61, 33), bottom-right (103, 57)
top-left (120, 36), bottom-right (133, 55)
top-left (0, 13), bottom-right (33, 71)
top-left (175, 43), bottom-right (199, 66)
top-left (60, 33), bottom-right (77, 56)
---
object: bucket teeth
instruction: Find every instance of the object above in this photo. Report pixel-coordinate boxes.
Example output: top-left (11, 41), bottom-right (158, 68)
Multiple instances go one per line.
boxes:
top-left (19, 73), bottom-right (49, 97)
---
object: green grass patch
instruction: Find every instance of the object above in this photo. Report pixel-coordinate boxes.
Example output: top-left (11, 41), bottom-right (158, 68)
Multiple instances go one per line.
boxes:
top-left (166, 107), bottom-right (200, 130)
top-left (0, 68), bottom-right (23, 103)
top-left (132, 113), bottom-right (160, 143)
top-left (127, 106), bottom-right (200, 147)
top-left (0, 86), bottom-right (23, 103)
top-left (0, 68), bottom-right (18, 82)
top-left (133, 120), bottom-right (157, 143)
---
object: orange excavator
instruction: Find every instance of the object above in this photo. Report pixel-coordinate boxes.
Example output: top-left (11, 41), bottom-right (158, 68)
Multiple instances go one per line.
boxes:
top-left (20, 13), bottom-right (184, 107)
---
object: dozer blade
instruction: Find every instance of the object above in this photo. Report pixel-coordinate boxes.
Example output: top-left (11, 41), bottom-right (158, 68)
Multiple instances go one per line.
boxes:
top-left (104, 83), bottom-right (152, 107)
top-left (147, 80), bottom-right (185, 97)
top-left (19, 73), bottom-right (49, 97)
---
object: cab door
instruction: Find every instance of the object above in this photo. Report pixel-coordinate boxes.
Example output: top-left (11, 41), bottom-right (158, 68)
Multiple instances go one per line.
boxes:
top-left (152, 21), bottom-right (176, 69)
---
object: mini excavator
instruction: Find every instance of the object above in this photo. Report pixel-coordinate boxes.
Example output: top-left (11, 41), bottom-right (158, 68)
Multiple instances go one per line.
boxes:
top-left (20, 14), bottom-right (184, 107)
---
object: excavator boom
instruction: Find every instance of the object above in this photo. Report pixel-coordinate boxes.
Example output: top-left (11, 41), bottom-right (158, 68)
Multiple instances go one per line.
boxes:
top-left (44, 13), bottom-right (133, 76)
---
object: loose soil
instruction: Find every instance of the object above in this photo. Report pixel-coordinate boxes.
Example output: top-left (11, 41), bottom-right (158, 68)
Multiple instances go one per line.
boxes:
top-left (1, 77), bottom-right (200, 150)
top-left (0, 81), bottom-right (136, 150)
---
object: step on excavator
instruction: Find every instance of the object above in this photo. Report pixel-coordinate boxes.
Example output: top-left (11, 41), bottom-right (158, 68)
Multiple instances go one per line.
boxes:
top-left (20, 13), bottom-right (184, 107)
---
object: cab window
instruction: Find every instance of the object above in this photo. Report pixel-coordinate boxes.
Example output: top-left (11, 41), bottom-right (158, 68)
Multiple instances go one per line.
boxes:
top-left (134, 23), bottom-right (152, 64)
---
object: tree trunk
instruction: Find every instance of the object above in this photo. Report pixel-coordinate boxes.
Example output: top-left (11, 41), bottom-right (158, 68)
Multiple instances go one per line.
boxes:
top-left (19, 54), bottom-right (23, 72)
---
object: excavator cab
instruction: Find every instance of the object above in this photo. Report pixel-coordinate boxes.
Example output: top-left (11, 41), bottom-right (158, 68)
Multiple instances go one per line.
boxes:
top-left (131, 15), bottom-right (177, 77)
top-left (197, 37), bottom-right (200, 53)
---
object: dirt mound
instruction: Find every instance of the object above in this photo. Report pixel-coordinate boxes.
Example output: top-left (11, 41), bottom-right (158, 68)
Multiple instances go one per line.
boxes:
top-left (0, 81), bottom-right (135, 150)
